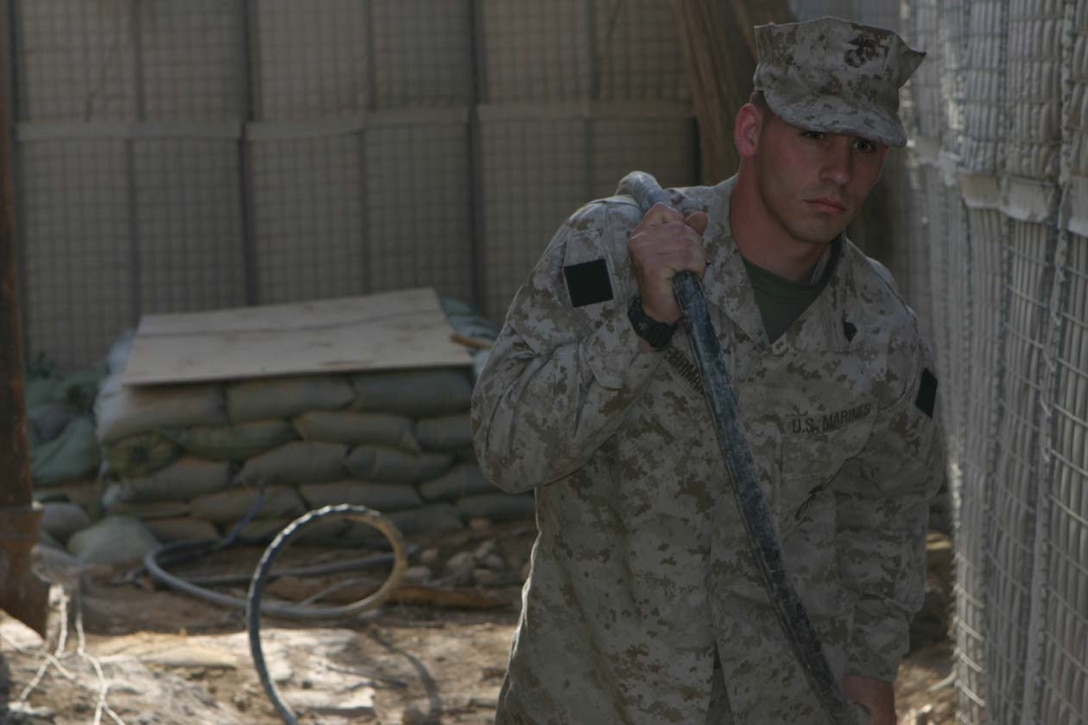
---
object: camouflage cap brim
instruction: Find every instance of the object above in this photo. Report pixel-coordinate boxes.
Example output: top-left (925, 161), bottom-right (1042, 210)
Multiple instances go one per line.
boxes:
top-left (762, 88), bottom-right (908, 147)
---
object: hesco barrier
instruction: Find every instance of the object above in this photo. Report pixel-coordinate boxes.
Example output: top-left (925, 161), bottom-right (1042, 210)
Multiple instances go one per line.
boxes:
top-left (8, 0), bottom-right (696, 371)
top-left (899, 0), bottom-right (1088, 722)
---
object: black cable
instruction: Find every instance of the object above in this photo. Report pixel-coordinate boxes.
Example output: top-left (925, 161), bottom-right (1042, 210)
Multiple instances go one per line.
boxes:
top-left (617, 171), bottom-right (856, 724)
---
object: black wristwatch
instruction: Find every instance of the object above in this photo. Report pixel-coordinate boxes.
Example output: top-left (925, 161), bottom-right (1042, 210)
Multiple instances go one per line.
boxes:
top-left (627, 295), bottom-right (678, 350)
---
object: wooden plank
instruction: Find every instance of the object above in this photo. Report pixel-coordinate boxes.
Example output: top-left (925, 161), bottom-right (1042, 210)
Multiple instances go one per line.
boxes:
top-left (123, 288), bottom-right (472, 386)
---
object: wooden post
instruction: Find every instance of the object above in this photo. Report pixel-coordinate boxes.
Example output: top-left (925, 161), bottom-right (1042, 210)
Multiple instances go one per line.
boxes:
top-left (675, 0), bottom-right (794, 183)
top-left (0, 0), bottom-right (48, 637)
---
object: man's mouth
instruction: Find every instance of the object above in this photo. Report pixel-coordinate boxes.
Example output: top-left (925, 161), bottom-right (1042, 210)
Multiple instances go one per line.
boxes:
top-left (805, 198), bottom-right (848, 214)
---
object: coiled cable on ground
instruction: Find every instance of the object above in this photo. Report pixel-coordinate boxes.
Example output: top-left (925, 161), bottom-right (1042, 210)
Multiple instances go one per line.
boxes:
top-left (246, 504), bottom-right (408, 725)
top-left (143, 503), bottom-right (409, 725)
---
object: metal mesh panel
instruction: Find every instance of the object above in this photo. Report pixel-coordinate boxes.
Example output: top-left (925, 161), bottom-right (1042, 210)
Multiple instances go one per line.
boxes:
top-left (364, 123), bottom-right (473, 300)
top-left (479, 119), bottom-right (589, 319)
top-left (1005, 0), bottom-right (1064, 181)
top-left (591, 118), bottom-right (696, 199)
top-left (20, 140), bottom-right (134, 370)
top-left (1046, 233), bottom-right (1088, 724)
top-left (480, 0), bottom-right (592, 102)
top-left (1070, 1), bottom-right (1088, 178)
top-left (371, 0), bottom-right (473, 108)
top-left (15, 0), bottom-right (137, 122)
top-left (133, 140), bottom-right (246, 314)
top-left (594, 0), bottom-right (691, 102)
top-left (985, 220), bottom-right (1055, 724)
top-left (250, 134), bottom-right (366, 303)
top-left (960, 0), bottom-right (1007, 173)
top-left (252, 0), bottom-right (368, 120)
top-left (139, 0), bottom-right (243, 122)
top-left (955, 207), bottom-right (1011, 724)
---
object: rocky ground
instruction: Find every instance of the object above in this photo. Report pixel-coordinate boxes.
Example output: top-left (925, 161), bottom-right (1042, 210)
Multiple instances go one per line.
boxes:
top-left (1, 521), bottom-right (955, 724)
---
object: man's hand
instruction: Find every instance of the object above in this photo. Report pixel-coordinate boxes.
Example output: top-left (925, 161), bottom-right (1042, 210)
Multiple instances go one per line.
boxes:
top-left (627, 203), bottom-right (708, 324)
top-left (842, 675), bottom-right (896, 725)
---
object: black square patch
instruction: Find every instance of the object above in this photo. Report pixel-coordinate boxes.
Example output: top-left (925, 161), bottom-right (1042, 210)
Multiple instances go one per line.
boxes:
top-left (563, 259), bottom-right (613, 308)
top-left (915, 368), bottom-right (938, 418)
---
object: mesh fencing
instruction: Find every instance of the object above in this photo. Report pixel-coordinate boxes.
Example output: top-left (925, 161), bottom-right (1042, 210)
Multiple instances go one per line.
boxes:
top-left (904, 0), bottom-right (1088, 722)
top-left (10, 0), bottom-right (695, 371)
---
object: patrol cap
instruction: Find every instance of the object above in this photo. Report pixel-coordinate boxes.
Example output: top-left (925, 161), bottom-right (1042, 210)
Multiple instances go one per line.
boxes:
top-left (752, 17), bottom-right (925, 147)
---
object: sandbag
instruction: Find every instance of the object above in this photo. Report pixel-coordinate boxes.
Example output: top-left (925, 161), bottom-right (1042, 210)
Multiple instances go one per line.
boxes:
top-left (104, 457), bottom-right (232, 503)
top-left (30, 417), bottom-right (101, 486)
top-left (344, 445), bottom-right (453, 484)
top-left (293, 411), bottom-right (419, 451)
top-left (58, 364), bottom-right (108, 414)
top-left (455, 493), bottom-right (535, 522)
top-left (227, 375), bottom-right (354, 424)
top-left (103, 498), bottom-right (191, 520)
top-left (26, 375), bottom-right (63, 408)
top-left (40, 502), bottom-right (92, 544)
top-left (67, 516), bottom-right (160, 566)
top-left (160, 420), bottom-right (297, 462)
top-left (350, 368), bottom-right (472, 418)
top-left (102, 432), bottom-right (182, 480)
top-left (28, 402), bottom-right (75, 444)
top-left (143, 517), bottom-right (221, 543)
top-left (417, 463), bottom-right (493, 503)
top-left (189, 485), bottom-right (306, 525)
top-left (414, 413), bottom-right (473, 453)
top-left (339, 503), bottom-right (464, 544)
top-left (235, 442), bottom-right (349, 487)
top-left (234, 515), bottom-right (348, 545)
top-left (299, 480), bottom-right (423, 512)
top-left (95, 374), bottom-right (227, 444)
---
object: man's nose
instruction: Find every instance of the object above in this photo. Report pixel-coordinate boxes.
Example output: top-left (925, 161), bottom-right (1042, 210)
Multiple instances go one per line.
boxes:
top-left (820, 142), bottom-right (853, 186)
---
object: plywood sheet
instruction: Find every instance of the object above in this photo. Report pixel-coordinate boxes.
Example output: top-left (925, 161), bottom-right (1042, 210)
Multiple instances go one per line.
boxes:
top-left (123, 288), bottom-right (472, 386)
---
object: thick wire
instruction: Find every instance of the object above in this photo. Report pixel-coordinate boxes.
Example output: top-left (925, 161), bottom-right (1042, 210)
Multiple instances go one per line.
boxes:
top-left (246, 504), bottom-right (408, 725)
top-left (617, 171), bottom-right (856, 723)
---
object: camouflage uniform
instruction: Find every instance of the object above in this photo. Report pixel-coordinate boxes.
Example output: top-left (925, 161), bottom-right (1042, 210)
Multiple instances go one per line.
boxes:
top-left (472, 17), bottom-right (941, 725)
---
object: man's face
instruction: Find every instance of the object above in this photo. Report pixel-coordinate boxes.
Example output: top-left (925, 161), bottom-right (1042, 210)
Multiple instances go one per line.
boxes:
top-left (749, 110), bottom-right (888, 247)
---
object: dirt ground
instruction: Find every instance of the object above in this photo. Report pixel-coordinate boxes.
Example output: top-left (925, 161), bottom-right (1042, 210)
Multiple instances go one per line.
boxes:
top-left (1, 521), bottom-right (955, 725)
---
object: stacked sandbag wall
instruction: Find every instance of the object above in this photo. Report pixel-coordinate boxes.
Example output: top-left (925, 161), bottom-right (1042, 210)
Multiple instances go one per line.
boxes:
top-left (90, 301), bottom-right (522, 550)
top-left (26, 363), bottom-right (109, 547)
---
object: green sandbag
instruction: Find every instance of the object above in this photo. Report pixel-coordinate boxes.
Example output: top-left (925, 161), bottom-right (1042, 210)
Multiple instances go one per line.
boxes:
top-left (189, 485), bottom-right (306, 526)
top-left (232, 516), bottom-right (348, 545)
top-left (103, 498), bottom-right (191, 520)
top-left (299, 480), bottom-right (423, 512)
top-left (67, 516), bottom-right (160, 566)
top-left (143, 517), bottom-right (221, 543)
top-left (30, 417), bottom-right (101, 487)
top-left (417, 463), bottom-right (493, 502)
top-left (414, 413), bottom-right (473, 452)
top-left (227, 375), bottom-right (354, 424)
top-left (26, 376), bottom-right (63, 408)
top-left (455, 493), bottom-right (535, 522)
top-left (104, 457), bottom-right (232, 503)
top-left (160, 420), bottom-right (297, 462)
top-left (350, 368), bottom-right (472, 418)
top-left (340, 503), bottom-right (463, 544)
top-left (293, 411), bottom-right (419, 451)
top-left (344, 445), bottom-right (453, 484)
top-left (58, 364), bottom-right (108, 414)
top-left (102, 432), bottom-right (182, 480)
top-left (95, 374), bottom-right (227, 444)
top-left (235, 441), bottom-right (349, 487)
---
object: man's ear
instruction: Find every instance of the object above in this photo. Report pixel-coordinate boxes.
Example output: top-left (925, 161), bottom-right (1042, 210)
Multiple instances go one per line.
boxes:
top-left (734, 103), bottom-right (762, 159)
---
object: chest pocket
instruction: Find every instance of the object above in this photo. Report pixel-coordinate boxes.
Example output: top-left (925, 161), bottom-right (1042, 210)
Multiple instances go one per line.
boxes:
top-left (779, 401), bottom-right (877, 523)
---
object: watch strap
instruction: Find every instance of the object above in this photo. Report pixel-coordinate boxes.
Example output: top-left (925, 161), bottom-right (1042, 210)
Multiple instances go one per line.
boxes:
top-left (627, 295), bottom-right (678, 349)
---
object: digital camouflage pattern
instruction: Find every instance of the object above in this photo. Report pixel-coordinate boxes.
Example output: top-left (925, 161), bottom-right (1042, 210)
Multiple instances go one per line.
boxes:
top-left (472, 177), bottom-right (944, 724)
top-left (753, 17), bottom-right (925, 147)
